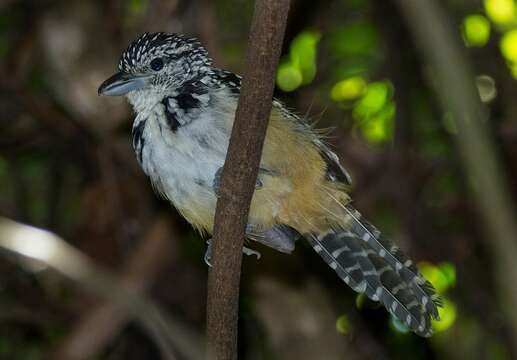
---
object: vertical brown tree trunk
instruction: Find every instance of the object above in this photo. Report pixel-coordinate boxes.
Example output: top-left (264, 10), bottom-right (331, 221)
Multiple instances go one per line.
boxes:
top-left (205, 0), bottom-right (291, 359)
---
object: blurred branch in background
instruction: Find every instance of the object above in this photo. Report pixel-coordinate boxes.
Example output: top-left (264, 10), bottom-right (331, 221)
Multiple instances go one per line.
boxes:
top-left (0, 217), bottom-right (202, 360)
top-left (396, 0), bottom-right (517, 353)
top-left (53, 216), bottom-right (203, 360)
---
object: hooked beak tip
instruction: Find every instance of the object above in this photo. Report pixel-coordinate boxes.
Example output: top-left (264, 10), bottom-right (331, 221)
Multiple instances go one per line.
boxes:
top-left (98, 72), bottom-right (150, 97)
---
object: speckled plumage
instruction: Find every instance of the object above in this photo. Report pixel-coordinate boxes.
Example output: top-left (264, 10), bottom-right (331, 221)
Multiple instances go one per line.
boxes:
top-left (101, 32), bottom-right (441, 336)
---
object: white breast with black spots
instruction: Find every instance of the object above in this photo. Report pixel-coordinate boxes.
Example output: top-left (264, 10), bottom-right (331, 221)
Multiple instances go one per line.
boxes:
top-left (137, 102), bottom-right (231, 214)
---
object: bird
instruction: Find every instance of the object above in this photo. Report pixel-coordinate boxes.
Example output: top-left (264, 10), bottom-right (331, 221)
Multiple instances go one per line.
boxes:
top-left (98, 32), bottom-right (442, 336)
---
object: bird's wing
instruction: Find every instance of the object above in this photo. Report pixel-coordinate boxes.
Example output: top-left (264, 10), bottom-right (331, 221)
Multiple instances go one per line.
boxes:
top-left (271, 99), bottom-right (353, 185)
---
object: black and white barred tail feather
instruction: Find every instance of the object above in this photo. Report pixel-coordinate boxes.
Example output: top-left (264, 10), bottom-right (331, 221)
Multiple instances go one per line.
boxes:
top-left (342, 206), bottom-right (443, 319)
top-left (307, 226), bottom-right (439, 337)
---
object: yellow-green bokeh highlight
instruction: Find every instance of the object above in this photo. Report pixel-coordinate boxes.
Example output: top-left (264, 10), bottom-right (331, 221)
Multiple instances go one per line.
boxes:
top-left (353, 81), bottom-right (392, 119)
top-left (276, 30), bottom-right (321, 92)
top-left (277, 63), bottom-right (303, 92)
top-left (127, 0), bottom-right (148, 15)
top-left (355, 293), bottom-right (367, 310)
top-left (336, 314), bottom-right (351, 335)
top-left (432, 298), bottom-right (457, 333)
top-left (462, 14), bottom-right (491, 47)
top-left (500, 29), bottom-right (517, 62)
top-left (290, 31), bottom-right (321, 84)
top-left (418, 261), bottom-right (456, 294)
top-left (349, 81), bottom-right (396, 144)
top-left (331, 76), bottom-right (367, 101)
top-left (359, 102), bottom-right (396, 144)
top-left (484, 0), bottom-right (517, 26)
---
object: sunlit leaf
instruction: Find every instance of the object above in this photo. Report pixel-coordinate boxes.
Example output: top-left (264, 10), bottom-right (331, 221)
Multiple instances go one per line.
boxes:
top-left (438, 262), bottom-right (457, 288)
top-left (359, 102), bottom-right (396, 144)
top-left (336, 314), bottom-right (351, 335)
top-left (277, 30), bottom-right (320, 91)
top-left (355, 293), bottom-right (367, 309)
top-left (276, 63), bottom-right (303, 92)
top-left (463, 14), bottom-right (491, 47)
top-left (331, 76), bottom-right (367, 101)
top-left (290, 30), bottom-right (321, 84)
top-left (509, 63), bottom-right (517, 79)
top-left (484, 0), bottom-right (516, 26)
top-left (419, 261), bottom-right (455, 293)
top-left (500, 29), bottom-right (517, 62)
top-left (353, 81), bottom-right (392, 119)
top-left (432, 298), bottom-right (457, 333)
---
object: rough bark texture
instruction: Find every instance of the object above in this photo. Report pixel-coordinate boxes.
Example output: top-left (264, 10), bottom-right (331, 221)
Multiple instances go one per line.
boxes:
top-left (205, 0), bottom-right (291, 359)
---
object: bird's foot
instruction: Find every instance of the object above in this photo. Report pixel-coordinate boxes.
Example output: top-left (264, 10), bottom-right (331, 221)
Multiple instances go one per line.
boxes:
top-left (204, 239), bottom-right (261, 267)
top-left (243, 246), bottom-right (261, 259)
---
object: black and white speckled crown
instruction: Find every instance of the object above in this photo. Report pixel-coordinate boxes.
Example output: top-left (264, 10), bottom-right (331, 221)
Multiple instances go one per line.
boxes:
top-left (118, 32), bottom-right (212, 73)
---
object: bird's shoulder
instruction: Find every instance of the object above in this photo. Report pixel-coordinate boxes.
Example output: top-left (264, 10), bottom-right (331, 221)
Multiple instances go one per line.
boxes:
top-left (180, 68), bottom-right (353, 185)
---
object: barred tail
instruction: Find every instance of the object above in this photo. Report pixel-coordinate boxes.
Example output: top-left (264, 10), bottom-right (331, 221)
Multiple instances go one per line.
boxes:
top-left (343, 206), bottom-right (442, 317)
top-left (306, 220), bottom-right (441, 337)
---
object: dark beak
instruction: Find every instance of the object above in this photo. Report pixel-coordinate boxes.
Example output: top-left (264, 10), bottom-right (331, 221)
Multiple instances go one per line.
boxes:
top-left (98, 72), bottom-right (151, 96)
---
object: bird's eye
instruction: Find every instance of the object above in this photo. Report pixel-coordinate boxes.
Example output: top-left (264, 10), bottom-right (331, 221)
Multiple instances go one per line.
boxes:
top-left (150, 58), bottom-right (164, 71)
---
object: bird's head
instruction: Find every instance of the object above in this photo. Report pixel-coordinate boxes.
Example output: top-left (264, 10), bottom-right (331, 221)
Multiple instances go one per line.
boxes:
top-left (98, 32), bottom-right (212, 99)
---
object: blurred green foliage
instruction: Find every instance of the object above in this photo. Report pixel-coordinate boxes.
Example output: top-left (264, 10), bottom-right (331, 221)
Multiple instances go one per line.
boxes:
top-left (352, 81), bottom-right (395, 144)
top-left (485, 0), bottom-right (516, 26)
top-left (328, 22), bottom-right (379, 57)
top-left (280, 16), bottom-right (396, 145)
top-left (462, 14), bottom-right (491, 47)
top-left (330, 76), bottom-right (367, 101)
top-left (128, 0), bottom-right (148, 16)
top-left (335, 314), bottom-right (350, 335)
top-left (277, 30), bottom-right (321, 91)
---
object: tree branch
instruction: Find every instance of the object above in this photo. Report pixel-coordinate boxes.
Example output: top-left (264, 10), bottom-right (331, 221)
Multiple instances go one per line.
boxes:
top-left (205, 0), bottom-right (291, 359)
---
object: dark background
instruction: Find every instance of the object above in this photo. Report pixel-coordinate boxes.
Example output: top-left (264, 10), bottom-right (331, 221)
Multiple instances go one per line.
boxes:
top-left (1, 0), bottom-right (516, 359)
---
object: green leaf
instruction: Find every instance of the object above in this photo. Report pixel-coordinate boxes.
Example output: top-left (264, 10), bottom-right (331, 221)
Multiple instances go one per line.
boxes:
top-left (276, 62), bottom-right (303, 92)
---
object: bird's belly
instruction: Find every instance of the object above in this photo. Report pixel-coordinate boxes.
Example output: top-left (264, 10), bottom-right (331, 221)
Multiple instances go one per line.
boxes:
top-left (140, 119), bottom-right (225, 232)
